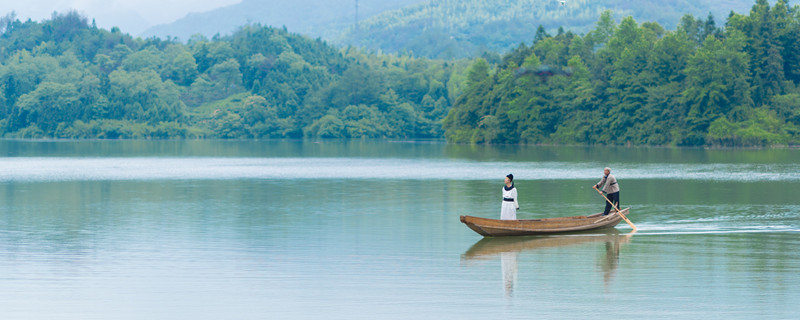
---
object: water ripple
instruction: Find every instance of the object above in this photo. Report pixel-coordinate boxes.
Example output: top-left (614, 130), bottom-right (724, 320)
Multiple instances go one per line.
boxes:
top-left (0, 157), bottom-right (798, 182)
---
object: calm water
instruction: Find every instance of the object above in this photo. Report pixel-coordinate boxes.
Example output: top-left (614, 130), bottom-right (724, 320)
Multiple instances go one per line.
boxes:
top-left (0, 140), bottom-right (798, 319)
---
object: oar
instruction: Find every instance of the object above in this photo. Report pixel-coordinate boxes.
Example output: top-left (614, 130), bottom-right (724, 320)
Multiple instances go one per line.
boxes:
top-left (594, 187), bottom-right (637, 231)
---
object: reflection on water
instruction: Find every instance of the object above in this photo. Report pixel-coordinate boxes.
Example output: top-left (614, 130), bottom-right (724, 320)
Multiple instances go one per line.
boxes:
top-left (600, 234), bottom-right (633, 288)
top-left (0, 140), bottom-right (798, 319)
top-left (462, 230), bottom-right (634, 297)
top-left (500, 251), bottom-right (517, 297)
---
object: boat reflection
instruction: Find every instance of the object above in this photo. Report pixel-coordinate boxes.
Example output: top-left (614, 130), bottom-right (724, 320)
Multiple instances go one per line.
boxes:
top-left (461, 230), bottom-right (634, 296)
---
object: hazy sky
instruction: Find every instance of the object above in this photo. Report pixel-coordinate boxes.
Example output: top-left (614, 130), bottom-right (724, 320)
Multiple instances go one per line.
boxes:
top-left (0, 0), bottom-right (241, 35)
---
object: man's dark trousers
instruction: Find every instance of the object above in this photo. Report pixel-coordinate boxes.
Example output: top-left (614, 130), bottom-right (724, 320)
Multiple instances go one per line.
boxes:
top-left (603, 192), bottom-right (619, 216)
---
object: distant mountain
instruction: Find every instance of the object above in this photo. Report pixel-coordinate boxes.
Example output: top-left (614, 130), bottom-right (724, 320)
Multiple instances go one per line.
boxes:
top-left (143, 0), bottom-right (758, 59)
top-left (336, 0), bottom-right (758, 58)
top-left (140, 0), bottom-right (426, 41)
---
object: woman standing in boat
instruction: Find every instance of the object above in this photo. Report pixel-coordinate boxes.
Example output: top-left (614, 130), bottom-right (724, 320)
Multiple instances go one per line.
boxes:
top-left (501, 174), bottom-right (519, 220)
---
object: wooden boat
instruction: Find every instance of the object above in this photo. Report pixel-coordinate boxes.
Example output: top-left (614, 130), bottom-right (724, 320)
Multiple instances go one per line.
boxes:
top-left (460, 208), bottom-right (630, 237)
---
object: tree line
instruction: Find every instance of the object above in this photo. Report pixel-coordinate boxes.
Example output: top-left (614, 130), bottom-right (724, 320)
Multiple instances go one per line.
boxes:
top-left (0, 11), bottom-right (467, 139)
top-left (444, 0), bottom-right (800, 146)
top-left (1, 0), bottom-right (798, 147)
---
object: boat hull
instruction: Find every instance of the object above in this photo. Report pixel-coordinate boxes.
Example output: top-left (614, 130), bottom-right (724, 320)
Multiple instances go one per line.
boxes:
top-left (460, 208), bottom-right (630, 237)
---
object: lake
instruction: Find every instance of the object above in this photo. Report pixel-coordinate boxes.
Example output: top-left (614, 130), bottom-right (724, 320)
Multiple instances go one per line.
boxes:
top-left (0, 140), bottom-right (797, 319)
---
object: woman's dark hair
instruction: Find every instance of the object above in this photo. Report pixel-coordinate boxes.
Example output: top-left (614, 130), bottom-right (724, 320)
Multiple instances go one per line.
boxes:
top-left (506, 173), bottom-right (514, 181)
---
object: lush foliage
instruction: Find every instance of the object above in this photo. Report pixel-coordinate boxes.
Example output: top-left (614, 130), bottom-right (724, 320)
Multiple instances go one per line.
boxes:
top-left (338, 0), bottom-right (755, 59)
top-left (2, 1), bottom-right (799, 147)
top-left (444, 0), bottom-right (800, 146)
top-left (0, 11), bottom-right (467, 139)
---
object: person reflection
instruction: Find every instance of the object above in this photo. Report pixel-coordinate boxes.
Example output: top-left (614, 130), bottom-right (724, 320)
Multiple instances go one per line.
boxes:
top-left (601, 238), bottom-right (620, 286)
top-left (500, 251), bottom-right (518, 298)
top-left (600, 233), bottom-right (633, 288)
top-left (462, 232), bottom-right (635, 297)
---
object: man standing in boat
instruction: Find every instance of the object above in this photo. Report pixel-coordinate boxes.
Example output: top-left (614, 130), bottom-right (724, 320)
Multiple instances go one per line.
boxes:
top-left (593, 167), bottom-right (619, 216)
top-left (501, 174), bottom-right (519, 220)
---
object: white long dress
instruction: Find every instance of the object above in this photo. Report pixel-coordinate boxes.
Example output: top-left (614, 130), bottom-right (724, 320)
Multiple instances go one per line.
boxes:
top-left (500, 185), bottom-right (518, 220)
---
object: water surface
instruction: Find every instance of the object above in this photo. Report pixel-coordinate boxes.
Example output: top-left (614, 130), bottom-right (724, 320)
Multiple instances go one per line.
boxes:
top-left (0, 140), bottom-right (797, 319)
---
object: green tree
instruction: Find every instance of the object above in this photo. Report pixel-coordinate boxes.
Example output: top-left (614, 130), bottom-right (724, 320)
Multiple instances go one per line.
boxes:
top-left (592, 11), bottom-right (616, 47)
top-left (14, 82), bottom-right (80, 133)
top-left (121, 46), bottom-right (162, 72)
top-left (208, 58), bottom-right (244, 97)
top-left (161, 44), bottom-right (198, 86)
top-left (107, 69), bottom-right (184, 123)
top-left (465, 58), bottom-right (490, 89)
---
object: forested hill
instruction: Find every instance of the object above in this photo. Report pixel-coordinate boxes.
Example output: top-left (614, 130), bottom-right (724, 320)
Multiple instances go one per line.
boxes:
top-left (444, 0), bottom-right (800, 147)
top-left (1, 1), bottom-right (798, 146)
top-left (0, 12), bottom-right (467, 139)
top-left (338, 0), bottom-right (756, 59)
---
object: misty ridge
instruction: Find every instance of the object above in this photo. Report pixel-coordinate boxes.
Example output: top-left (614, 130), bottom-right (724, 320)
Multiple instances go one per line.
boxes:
top-left (140, 0), bottom-right (757, 59)
top-left (141, 0), bottom-right (426, 43)
top-left (3, 0), bottom-right (758, 58)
